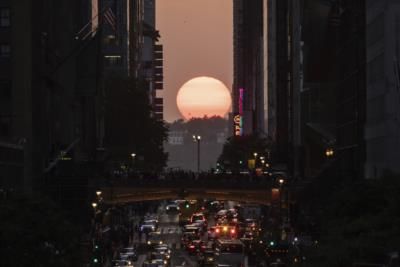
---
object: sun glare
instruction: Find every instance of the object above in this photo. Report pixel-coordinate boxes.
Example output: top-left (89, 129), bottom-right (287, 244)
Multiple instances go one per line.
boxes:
top-left (176, 77), bottom-right (231, 120)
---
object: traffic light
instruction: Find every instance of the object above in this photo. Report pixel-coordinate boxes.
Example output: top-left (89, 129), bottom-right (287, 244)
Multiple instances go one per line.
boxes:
top-left (269, 241), bottom-right (275, 246)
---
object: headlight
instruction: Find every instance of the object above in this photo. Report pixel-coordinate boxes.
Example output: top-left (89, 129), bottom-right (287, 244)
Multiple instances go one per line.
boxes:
top-left (166, 254), bottom-right (170, 259)
top-left (152, 226), bottom-right (155, 230)
top-left (147, 241), bottom-right (151, 245)
top-left (177, 207), bottom-right (180, 210)
top-left (159, 241), bottom-right (163, 244)
top-left (166, 206), bottom-right (169, 210)
top-left (164, 260), bottom-right (168, 264)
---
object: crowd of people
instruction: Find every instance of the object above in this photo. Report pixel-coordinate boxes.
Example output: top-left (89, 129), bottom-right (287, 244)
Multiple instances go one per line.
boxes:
top-left (107, 169), bottom-right (281, 189)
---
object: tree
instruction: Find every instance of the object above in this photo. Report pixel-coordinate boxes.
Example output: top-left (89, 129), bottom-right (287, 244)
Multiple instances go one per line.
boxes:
top-left (217, 134), bottom-right (273, 172)
top-left (104, 75), bottom-right (168, 171)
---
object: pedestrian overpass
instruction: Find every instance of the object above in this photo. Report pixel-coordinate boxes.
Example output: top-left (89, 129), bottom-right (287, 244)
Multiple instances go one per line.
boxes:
top-left (99, 175), bottom-right (280, 205)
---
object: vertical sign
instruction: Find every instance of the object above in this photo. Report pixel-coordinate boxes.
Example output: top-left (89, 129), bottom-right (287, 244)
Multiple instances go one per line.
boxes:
top-left (234, 88), bottom-right (244, 136)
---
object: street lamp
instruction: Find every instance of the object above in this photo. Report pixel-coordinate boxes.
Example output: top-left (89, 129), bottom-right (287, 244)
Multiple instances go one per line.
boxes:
top-left (193, 135), bottom-right (201, 172)
top-left (253, 152), bottom-right (258, 158)
top-left (96, 191), bottom-right (102, 197)
top-left (325, 148), bottom-right (334, 157)
top-left (92, 202), bottom-right (98, 209)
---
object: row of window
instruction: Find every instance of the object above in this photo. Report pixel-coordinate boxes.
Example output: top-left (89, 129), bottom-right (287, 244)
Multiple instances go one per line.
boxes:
top-left (0, 7), bottom-right (10, 27)
top-left (0, 43), bottom-right (10, 57)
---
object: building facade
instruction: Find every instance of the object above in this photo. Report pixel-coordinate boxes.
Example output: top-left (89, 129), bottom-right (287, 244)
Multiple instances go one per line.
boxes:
top-left (365, 0), bottom-right (400, 178)
top-left (0, 0), bottom-right (101, 195)
top-left (233, 0), bottom-right (264, 136)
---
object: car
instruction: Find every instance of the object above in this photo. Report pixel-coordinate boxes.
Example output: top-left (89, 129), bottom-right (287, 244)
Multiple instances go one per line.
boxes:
top-left (186, 240), bottom-right (202, 254)
top-left (207, 226), bottom-right (218, 240)
top-left (214, 225), bottom-right (237, 238)
top-left (143, 260), bottom-right (165, 267)
top-left (166, 203), bottom-right (180, 213)
top-left (192, 239), bottom-right (207, 253)
top-left (150, 252), bottom-right (170, 266)
top-left (192, 219), bottom-right (207, 231)
top-left (147, 231), bottom-right (164, 248)
top-left (185, 239), bottom-right (208, 255)
top-left (141, 223), bottom-right (156, 233)
top-left (144, 218), bottom-right (159, 227)
top-left (215, 209), bottom-right (228, 220)
top-left (112, 259), bottom-right (134, 267)
top-left (198, 249), bottom-right (216, 266)
top-left (119, 247), bottom-right (138, 262)
top-left (154, 244), bottom-right (171, 257)
top-left (191, 213), bottom-right (207, 226)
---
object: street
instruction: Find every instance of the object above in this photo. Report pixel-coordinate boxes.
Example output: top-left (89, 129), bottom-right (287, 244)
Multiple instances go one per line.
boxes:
top-left (95, 198), bottom-right (294, 267)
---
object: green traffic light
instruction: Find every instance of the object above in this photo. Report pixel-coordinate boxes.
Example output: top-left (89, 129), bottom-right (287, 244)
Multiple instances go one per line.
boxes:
top-left (270, 241), bottom-right (275, 246)
top-left (185, 204), bottom-right (190, 208)
top-left (93, 258), bottom-right (99, 263)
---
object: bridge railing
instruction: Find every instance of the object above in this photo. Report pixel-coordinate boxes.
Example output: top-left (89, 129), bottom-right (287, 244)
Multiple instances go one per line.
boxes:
top-left (101, 172), bottom-right (276, 190)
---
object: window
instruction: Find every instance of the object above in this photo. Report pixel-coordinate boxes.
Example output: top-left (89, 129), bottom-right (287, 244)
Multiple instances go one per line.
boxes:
top-left (0, 80), bottom-right (11, 98)
top-left (104, 55), bottom-right (121, 66)
top-left (0, 8), bottom-right (10, 27)
top-left (0, 44), bottom-right (10, 58)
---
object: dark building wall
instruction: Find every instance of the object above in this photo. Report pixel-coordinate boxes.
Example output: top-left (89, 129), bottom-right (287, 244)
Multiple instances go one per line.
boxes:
top-left (300, 0), bottom-right (366, 179)
top-left (233, 0), bottom-right (264, 136)
top-left (365, 0), bottom-right (400, 178)
top-left (333, 0), bottom-right (366, 180)
top-left (0, 0), bottom-right (101, 194)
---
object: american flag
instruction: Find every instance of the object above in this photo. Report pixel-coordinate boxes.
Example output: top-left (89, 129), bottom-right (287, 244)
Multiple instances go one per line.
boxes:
top-left (75, 6), bottom-right (117, 40)
top-left (103, 7), bottom-right (117, 32)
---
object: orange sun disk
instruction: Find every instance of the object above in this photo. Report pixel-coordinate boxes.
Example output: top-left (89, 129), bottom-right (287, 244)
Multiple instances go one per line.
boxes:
top-left (176, 76), bottom-right (231, 120)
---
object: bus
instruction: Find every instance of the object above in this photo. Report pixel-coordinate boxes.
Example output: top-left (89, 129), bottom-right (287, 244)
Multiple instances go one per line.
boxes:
top-left (214, 239), bottom-right (246, 267)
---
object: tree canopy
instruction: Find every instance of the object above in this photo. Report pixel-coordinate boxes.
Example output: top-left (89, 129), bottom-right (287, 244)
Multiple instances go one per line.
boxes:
top-left (104, 75), bottom-right (168, 171)
top-left (217, 134), bottom-right (273, 171)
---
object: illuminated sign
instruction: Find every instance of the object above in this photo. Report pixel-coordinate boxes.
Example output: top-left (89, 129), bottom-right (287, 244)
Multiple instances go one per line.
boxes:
top-left (234, 113), bottom-right (243, 136)
top-left (233, 88), bottom-right (244, 136)
top-left (239, 88), bottom-right (244, 114)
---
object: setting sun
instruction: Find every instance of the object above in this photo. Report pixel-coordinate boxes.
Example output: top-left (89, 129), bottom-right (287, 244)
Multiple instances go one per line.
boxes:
top-left (176, 76), bottom-right (231, 120)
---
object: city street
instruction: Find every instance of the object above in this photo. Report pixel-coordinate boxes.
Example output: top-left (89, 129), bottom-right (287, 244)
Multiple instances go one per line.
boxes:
top-left (97, 198), bottom-right (290, 267)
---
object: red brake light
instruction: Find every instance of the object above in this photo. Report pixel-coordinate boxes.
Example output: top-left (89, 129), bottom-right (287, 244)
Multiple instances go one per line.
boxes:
top-left (231, 229), bottom-right (236, 234)
top-left (216, 228), bottom-right (220, 233)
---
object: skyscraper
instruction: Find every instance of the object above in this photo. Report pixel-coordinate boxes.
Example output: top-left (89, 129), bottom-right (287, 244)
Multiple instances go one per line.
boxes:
top-left (0, 0), bottom-right (101, 193)
top-left (233, 0), bottom-right (264, 136)
top-left (365, 0), bottom-right (400, 178)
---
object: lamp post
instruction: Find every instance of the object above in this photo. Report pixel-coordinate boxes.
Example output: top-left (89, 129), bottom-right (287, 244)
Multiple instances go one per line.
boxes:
top-left (278, 178), bottom-right (285, 234)
top-left (193, 135), bottom-right (201, 172)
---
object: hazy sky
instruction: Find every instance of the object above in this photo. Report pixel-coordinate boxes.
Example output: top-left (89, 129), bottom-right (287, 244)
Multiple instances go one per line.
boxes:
top-left (156, 0), bottom-right (233, 122)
